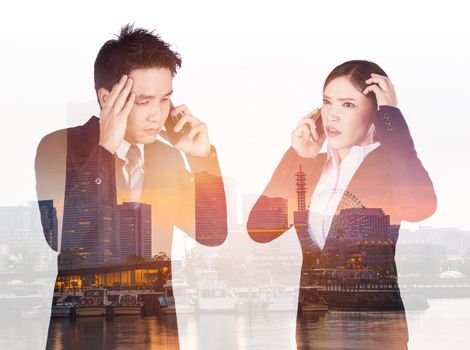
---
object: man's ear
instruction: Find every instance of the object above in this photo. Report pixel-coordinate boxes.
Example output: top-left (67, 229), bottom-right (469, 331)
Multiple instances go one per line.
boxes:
top-left (97, 88), bottom-right (111, 109)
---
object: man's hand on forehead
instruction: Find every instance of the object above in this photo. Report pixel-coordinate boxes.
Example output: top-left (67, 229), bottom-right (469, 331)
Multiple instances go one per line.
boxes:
top-left (98, 75), bottom-right (135, 154)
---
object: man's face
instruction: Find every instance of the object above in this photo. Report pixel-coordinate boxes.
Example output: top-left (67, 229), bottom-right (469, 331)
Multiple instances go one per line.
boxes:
top-left (125, 67), bottom-right (173, 144)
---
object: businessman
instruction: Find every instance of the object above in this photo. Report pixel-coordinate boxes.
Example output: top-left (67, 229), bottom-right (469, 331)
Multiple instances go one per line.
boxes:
top-left (35, 24), bottom-right (227, 347)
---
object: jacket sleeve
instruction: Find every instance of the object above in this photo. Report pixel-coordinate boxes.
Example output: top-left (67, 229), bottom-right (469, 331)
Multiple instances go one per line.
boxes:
top-left (176, 146), bottom-right (228, 246)
top-left (35, 130), bottom-right (67, 253)
top-left (374, 105), bottom-right (437, 222)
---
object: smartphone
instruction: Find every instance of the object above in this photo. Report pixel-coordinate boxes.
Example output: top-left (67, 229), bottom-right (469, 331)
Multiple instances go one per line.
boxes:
top-left (164, 101), bottom-right (191, 145)
top-left (312, 108), bottom-right (325, 139)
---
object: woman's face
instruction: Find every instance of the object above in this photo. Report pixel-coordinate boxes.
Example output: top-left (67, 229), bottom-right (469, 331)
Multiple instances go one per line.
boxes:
top-left (321, 76), bottom-right (376, 152)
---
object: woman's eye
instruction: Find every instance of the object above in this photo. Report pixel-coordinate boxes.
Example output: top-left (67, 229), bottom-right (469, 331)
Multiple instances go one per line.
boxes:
top-left (343, 102), bottom-right (355, 108)
top-left (137, 100), bottom-right (149, 105)
top-left (322, 99), bottom-right (330, 104)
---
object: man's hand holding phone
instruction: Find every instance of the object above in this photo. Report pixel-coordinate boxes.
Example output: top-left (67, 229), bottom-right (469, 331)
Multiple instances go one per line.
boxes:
top-left (163, 104), bottom-right (211, 157)
top-left (98, 75), bottom-right (135, 154)
top-left (291, 108), bottom-right (326, 158)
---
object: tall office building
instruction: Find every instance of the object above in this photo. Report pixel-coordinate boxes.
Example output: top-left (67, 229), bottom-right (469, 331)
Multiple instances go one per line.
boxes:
top-left (61, 205), bottom-right (116, 267)
top-left (117, 202), bottom-right (152, 262)
top-left (389, 224), bottom-right (400, 242)
top-left (195, 171), bottom-right (227, 246)
top-left (248, 196), bottom-right (289, 234)
top-left (62, 158), bottom-right (118, 267)
top-left (38, 200), bottom-right (58, 251)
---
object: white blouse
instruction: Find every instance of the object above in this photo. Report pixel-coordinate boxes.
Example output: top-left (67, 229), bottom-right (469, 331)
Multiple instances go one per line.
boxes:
top-left (308, 142), bottom-right (381, 250)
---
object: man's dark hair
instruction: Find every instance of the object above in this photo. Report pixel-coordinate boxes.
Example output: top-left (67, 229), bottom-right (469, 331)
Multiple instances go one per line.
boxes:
top-left (94, 23), bottom-right (182, 94)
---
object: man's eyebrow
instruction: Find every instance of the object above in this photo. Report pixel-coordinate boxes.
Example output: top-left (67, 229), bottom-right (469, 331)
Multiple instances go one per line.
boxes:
top-left (323, 95), bottom-right (357, 101)
top-left (135, 94), bottom-right (155, 101)
top-left (135, 90), bottom-right (173, 101)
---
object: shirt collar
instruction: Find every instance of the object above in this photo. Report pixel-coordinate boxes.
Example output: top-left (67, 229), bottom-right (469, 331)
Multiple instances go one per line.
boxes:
top-left (115, 139), bottom-right (145, 164)
top-left (326, 142), bottom-right (380, 167)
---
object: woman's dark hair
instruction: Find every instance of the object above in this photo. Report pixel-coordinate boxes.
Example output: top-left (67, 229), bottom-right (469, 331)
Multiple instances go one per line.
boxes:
top-left (94, 23), bottom-right (182, 94)
top-left (323, 60), bottom-right (388, 108)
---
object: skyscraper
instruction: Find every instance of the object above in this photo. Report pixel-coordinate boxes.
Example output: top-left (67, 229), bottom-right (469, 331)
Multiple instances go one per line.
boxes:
top-left (38, 200), bottom-right (58, 251)
top-left (248, 196), bottom-right (289, 235)
top-left (117, 202), bottom-right (152, 262)
top-left (62, 160), bottom-right (117, 267)
top-left (195, 171), bottom-right (227, 246)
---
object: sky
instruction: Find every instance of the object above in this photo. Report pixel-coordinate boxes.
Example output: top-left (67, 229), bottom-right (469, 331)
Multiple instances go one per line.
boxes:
top-left (0, 0), bottom-right (469, 230)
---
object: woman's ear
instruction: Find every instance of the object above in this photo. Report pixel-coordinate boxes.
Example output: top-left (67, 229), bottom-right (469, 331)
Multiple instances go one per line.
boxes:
top-left (97, 87), bottom-right (110, 109)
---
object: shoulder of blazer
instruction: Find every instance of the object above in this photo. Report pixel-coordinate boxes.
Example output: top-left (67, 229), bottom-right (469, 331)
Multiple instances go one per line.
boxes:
top-left (66, 116), bottom-right (100, 158)
top-left (36, 116), bottom-right (98, 166)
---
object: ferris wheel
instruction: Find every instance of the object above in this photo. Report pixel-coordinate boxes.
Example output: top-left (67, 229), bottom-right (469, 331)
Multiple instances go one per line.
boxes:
top-left (309, 188), bottom-right (370, 242)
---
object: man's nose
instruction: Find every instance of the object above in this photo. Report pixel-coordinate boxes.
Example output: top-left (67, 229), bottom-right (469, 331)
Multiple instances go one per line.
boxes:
top-left (148, 104), bottom-right (162, 124)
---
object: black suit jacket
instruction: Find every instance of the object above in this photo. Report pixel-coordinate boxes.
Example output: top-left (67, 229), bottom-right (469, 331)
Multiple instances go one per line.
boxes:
top-left (247, 106), bottom-right (436, 348)
top-left (35, 116), bottom-right (227, 267)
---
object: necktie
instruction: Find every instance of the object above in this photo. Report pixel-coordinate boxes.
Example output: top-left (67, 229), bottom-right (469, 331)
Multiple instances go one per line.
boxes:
top-left (125, 145), bottom-right (143, 203)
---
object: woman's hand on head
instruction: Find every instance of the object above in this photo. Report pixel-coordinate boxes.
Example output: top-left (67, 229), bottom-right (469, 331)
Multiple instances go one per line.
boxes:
top-left (291, 108), bottom-right (326, 158)
top-left (363, 73), bottom-right (398, 108)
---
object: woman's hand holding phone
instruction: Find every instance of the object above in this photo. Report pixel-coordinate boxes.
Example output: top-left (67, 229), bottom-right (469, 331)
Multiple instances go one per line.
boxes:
top-left (291, 108), bottom-right (326, 158)
top-left (161, 103), bottom-right (211, 157)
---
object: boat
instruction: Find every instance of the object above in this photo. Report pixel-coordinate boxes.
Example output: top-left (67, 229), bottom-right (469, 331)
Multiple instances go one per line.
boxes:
top-left (51, 293), bottom-right (80, 318)
top-left (75, 288), bottom-right (112, 317)
top-left (112, 292), bottom-right (143, 316)
top-left (160, 280), bottom-right (195, 314)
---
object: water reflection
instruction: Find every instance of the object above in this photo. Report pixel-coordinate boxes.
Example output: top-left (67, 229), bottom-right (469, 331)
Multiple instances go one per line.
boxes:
top-left (48, 315), bottom-right (180, 350)
top-left (47, 311), bottom-right (411, 349)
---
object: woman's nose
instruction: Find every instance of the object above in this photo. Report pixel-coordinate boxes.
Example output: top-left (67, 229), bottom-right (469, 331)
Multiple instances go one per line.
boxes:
top-left (326, 111), bottom-right (339, 123)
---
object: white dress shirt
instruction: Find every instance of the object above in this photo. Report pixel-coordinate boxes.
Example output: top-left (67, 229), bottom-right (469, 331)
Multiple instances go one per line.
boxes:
top-left (115, 139), bottom-right (145, 202)
top-left (308, 142), bottom-right (381, 250)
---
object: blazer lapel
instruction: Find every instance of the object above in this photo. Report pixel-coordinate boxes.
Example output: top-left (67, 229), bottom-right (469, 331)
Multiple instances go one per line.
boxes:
top-left (311, 146), bottom-right (385, 249)
top-left (115, 155), bottom-right (128, 204)
top-left (305, 153), bottom-right (327, 204)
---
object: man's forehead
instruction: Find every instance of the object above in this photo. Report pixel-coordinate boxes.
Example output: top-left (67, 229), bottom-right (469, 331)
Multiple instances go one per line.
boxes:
top-left (129, 67), bottom-right (173, 96)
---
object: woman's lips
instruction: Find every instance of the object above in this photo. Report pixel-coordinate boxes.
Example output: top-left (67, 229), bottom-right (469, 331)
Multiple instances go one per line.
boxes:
top-left (325, 126), bottom-right (341, 137)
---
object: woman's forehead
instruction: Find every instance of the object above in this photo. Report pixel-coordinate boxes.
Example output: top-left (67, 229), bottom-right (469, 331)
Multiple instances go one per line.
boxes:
top-left (323, 76), bottom-right (365, 100)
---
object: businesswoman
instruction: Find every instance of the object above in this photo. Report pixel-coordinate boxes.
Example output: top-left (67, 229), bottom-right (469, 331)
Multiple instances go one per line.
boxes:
top-left (247, 60), bottom-right (436, 349)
